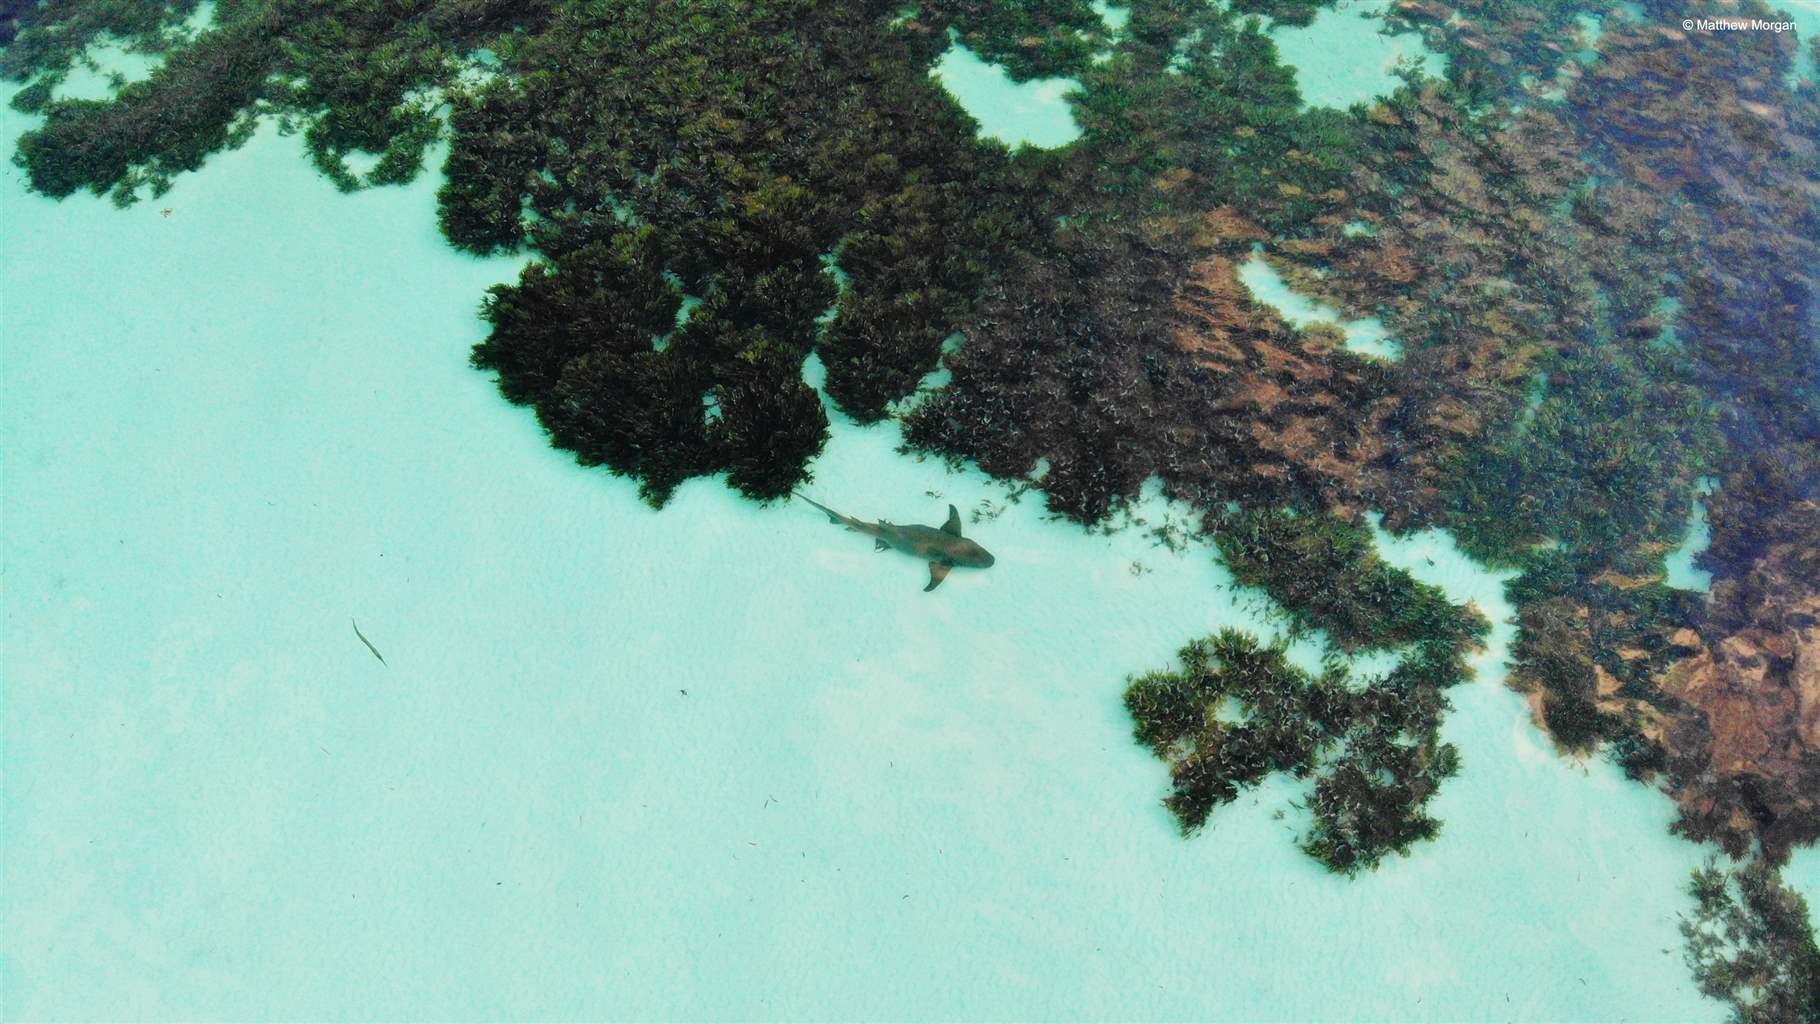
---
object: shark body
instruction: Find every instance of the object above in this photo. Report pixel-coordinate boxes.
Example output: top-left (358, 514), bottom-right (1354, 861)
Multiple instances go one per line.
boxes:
top-left (795, 493), bottom-right (995, 591)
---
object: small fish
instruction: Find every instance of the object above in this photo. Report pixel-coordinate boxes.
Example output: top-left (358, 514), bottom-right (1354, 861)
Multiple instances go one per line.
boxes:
top-left (351, 618), bottom-right (386, 665)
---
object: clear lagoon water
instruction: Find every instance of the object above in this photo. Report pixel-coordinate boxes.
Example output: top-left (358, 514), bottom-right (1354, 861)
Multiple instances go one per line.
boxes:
top-left (1267, 0), bottom-right (1448, 109)
top-left (931, 39), bottom-right (1084, 149)
top-left (1238, 252), bottom-right (1404, 362)
top-left (0, 48), bottom-right (1734, 1016)
top-left (47, 42), bottom-right (160, 100)
top-left (1663, 477), bottom-right (1717, 594)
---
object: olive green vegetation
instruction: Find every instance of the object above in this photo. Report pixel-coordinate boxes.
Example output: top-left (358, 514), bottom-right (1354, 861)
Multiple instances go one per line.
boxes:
top-left (899, 4), bottom-right (1369, 524)
top-left (1503, 552), bottom-right (1703, 760)
top-left (10, 0), bottom-right (536, 204)
top-left (1068, 5), bottom-right (1359, 234)
top-left (12, 12), bottom-right (277, 204)
top-left (919, 0), bottom-right (1109, 79)
top-left (1211, 506), bottom-right (1480, 652)
top-left (1444, 343), bottom-right (1719, 571)
top-left (1126, 505), bottom-right (1488, 874)
top-left (1125, 632), bottom-right (1348, 831)
top-left (1226, 0), bottom-right (1335, 28)
top-left (1128, 512), bottom-right (1485, 873)
top-left (1124, 627), bottom-right (1473, 875)
top-left (3, 0), bottom-right (1041, 502)
top-left (0, 0), bottom-right (224, 90)
top-left (1682, 858), bottom-right (1820, 1024)
top-left (439, 0), bottom-right (1028, 502)
top-left (1385, 0), bottom-right (1610, 107)
top-left (7, 0), bottom-right (1368, 507)
top-left (267, 6), bottom-right (468, 191)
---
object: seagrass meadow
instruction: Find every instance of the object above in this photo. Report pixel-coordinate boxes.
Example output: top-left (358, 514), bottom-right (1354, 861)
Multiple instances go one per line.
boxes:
top-left (3, 0), bottom-right (1818, 1018)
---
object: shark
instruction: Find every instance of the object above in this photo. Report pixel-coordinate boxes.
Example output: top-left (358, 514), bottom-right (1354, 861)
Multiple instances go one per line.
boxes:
top-left (794, 493), bottom-right (996, 592)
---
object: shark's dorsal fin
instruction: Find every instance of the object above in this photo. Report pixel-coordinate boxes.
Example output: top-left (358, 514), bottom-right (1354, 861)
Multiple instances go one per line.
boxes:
top-left (942, 504), bottom-right (963, 537)
top-left (925, 561), bottom-right (951, 592)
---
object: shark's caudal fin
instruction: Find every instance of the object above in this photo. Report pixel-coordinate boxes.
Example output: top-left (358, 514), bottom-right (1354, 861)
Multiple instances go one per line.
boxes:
top-left (793, 491), bottom-right (844, 525)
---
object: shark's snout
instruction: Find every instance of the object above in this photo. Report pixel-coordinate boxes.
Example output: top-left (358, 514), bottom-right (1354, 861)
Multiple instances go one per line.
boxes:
top-left (959, 543), bottom-right (995, 568)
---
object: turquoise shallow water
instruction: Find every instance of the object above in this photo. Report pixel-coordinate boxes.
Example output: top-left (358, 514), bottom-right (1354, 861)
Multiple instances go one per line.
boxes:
top-left (1267, 0), bottom-right (1448, 109)
top-left (931, 40), bottom-right (1084, 149)
top-left (930, 0), bottom-right (1450, 151)
top-left (0, 67), bottom-right (1730, 1024)
top-left (1782, 0), bottom-right (1817, 83)
top-left (1663, 478), bottom-right (1717, 593)
top-left (49, 43), bottom-right (161, 100)
top-left (1238, 252), bottom-right (1404, 361)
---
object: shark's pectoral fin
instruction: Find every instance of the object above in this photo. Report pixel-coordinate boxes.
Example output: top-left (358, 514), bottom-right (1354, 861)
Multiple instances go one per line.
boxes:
top-left (925, 561), bottom-right (951, 592)
top-left (942, 504), bottom-right (963, 537)
top-left (875, 538), bottom-right (889, 552)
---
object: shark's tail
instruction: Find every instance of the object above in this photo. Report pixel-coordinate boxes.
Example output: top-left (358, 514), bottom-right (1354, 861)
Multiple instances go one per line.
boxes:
top-left (793, 491), bottom-right (844, 525)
